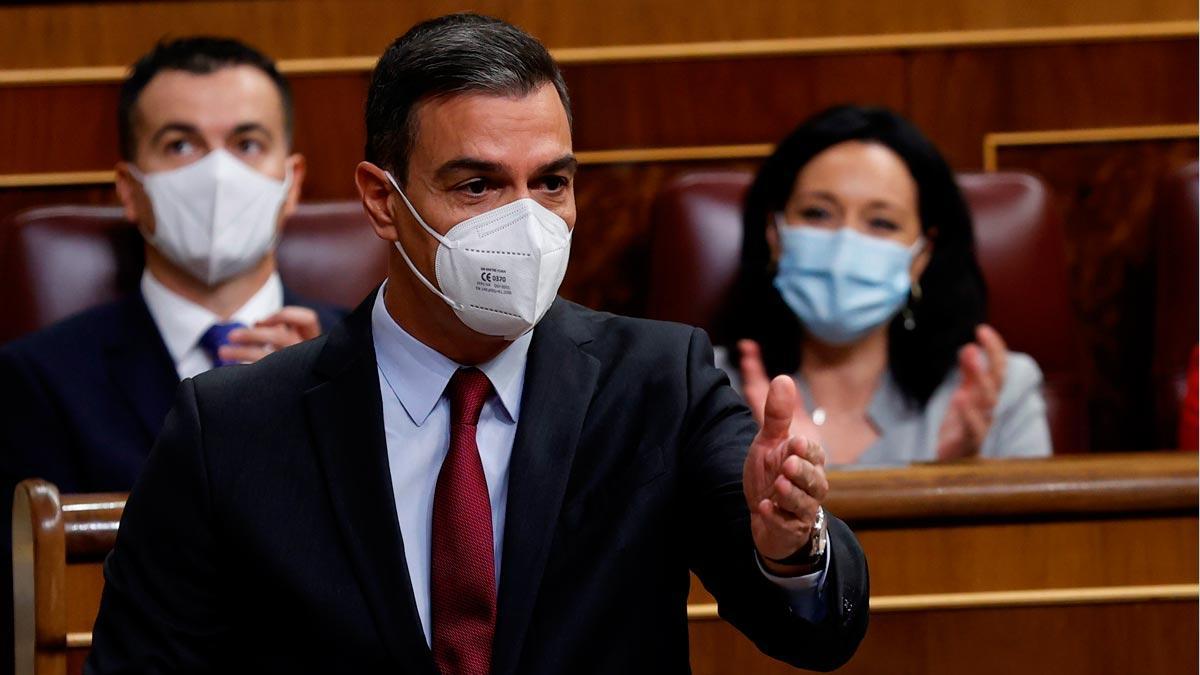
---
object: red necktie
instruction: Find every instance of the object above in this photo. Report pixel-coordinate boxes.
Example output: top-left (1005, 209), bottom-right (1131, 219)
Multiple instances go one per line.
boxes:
top-left (431, 368), bottom-right (496, 675)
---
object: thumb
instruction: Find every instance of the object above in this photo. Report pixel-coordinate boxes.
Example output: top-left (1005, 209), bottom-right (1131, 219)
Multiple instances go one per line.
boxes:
top-left (761, 374), bottom-right (797, 440)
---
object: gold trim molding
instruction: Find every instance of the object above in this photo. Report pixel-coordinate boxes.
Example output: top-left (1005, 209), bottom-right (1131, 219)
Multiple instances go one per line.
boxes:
top-left (577, 144), bottom-right (773, 165)
top-left (0, 170), bottom-right (114, 189)
top-left (0, 21), bottom-right (1194, 86)
top-left (983, 123), bottom-right (1200, 170)
top-left (686, 583), bottom-right (1200, 620)
top-left (61, 583), bottom-right (1198, 649)
top-left (551, 21), bottom-right (1198, 64)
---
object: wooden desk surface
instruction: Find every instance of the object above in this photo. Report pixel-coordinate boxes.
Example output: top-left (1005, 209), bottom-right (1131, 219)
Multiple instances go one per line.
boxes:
top-left (692, 452), bottom-right (1199, 674)
top-left (16, 452), bottom-right (1199, 675)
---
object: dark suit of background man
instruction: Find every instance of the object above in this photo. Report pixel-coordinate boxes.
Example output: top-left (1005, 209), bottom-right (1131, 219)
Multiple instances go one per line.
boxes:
top-left (0, 38), bottom-right (341, 675)
top-left (86, 15), bottom-right (869, 674)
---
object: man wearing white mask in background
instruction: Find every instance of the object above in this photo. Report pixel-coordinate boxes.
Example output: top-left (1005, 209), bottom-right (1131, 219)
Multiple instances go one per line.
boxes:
top-left (0, 37), bottom-right (344, 674)
top-left (0, 31), bottom-right (344, 590)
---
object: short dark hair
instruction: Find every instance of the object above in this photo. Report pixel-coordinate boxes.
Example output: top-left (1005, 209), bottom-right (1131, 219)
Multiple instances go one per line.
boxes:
top-left (723, 105), bottom-right (988, 406)
top-left (365, 13), bottom-right (572, 182)
top-left (118, 36), bottom-right (294, 160)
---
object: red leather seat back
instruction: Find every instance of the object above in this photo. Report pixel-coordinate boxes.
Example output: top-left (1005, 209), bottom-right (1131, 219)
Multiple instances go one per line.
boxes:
top-left (957, 173), bottom-right (1084, 454)
top-left (647, 170), bottom-right (1087, 453)
top-left (0, 202), bottom-right (389, 343)
top-left (1151, 161), bottom-right (1199, 447)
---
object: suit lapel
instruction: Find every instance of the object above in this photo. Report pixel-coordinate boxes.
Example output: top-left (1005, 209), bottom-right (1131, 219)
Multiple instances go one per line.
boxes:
top-left (492, 301), bottom-right (600, 675)
top-left (103, 294), bottom-right (180, 445)
top-left (304, 296), bottom-right (437, 673)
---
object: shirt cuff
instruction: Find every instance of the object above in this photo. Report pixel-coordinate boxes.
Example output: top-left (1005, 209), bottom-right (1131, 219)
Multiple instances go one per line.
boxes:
top-left (755, 542), bottom-right (832, 623)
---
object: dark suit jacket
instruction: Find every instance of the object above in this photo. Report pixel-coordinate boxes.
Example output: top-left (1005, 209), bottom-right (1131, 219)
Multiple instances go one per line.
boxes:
top-left (85, 296), bottom-right (869, 674)
top-left (0, 289), bottom-right (344, 493)
top-left (0, 289), bottom-right (343, 675)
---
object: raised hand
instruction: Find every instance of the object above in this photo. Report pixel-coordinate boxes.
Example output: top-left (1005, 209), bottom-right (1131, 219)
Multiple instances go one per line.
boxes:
top-left (219, 306), bottom-right (323, 364)
top-left (742, 374), bottom-right (828, 573)
top-left (936, 324), bottom-right (1008, 460)
top-left (738, 339), bottom-right (821, 443)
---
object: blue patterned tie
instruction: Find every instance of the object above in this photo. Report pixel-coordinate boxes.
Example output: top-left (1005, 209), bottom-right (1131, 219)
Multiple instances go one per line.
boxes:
top-left (198, 322), bottom-right (246, 368)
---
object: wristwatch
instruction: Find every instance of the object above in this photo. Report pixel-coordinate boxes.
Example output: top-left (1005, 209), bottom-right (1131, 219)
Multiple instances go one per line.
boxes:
top-left (767, 507), bottom-right (828, 567)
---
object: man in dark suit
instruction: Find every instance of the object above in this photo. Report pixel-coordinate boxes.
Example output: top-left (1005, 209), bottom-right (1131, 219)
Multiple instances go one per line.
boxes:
top-left (0, 37), bottom-right (343, 495)
top-left (0, 38), bottom-right (342, 675)
top-left (86, 15), bottom-right (869, 674)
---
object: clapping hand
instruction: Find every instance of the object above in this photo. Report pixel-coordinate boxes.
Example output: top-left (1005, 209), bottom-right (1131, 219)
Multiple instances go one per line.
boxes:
top-left (936, 324), bottom-right (1007, 460)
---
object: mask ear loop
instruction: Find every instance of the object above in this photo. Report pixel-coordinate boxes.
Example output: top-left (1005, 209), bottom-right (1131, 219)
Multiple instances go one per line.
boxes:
top-left (260, 162), bottom-right (295, 255)
top-left (384, 172), bottom-right (457, 249)
top-left (123, 163), bottom-right (164, 247)
top-left (767, 211), bottom-right (792, 276)
top-left (382, 171), bottom-right (466, 312)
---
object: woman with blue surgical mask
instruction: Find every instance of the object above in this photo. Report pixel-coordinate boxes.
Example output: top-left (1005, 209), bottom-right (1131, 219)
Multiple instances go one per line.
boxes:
top-left (721, 106), bottom-right (1052, 465)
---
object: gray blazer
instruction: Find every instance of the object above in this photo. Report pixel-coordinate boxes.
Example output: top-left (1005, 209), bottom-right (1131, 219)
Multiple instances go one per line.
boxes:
top-left (715, 347), bottom-right (1053, 465)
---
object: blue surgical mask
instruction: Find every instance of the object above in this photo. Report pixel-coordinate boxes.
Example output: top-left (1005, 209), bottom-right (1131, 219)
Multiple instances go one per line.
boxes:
top-left (772, 216), bottom-right (924, 345)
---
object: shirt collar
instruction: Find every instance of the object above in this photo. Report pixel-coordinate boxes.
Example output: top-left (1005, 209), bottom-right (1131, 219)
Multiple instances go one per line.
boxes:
top-left (140, 269), bottom-right (284, 363)
top-left (371, 282), bottom-right (531, 427)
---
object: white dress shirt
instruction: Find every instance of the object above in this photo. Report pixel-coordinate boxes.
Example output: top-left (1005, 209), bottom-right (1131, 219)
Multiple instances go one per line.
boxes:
top-left (370, 285), bottom-right (829, 646)
top-left (371, 284), bottom-right (529, 644)
top-left (140, 270), bottom-right (284, 380)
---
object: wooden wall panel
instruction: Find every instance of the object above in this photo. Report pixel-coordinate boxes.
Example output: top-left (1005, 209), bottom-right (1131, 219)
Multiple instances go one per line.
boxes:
top-left (1, 39), bottom-right (1193, 182)
top-left (0, 84), bottom-right (119, 174)
top-left (689, 601), bottom-right (1199, 675)
top-left (996, 137), bottom-right (1200, 451)
top-left (563, 53), bottom-right (909, 151)
top-left (289, 73), bottom-right (371, 200)
top-left (567, 40), bottom-right (1198, 162)
top-left (908, 40), bottom-right (1199, 169)
top-left (0, 0), bottom-right (1193, 69)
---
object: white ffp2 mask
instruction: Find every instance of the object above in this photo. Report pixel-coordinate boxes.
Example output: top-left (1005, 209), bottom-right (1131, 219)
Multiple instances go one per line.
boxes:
top-left (131, 149), bottom-right (291, 286)
top-left (384, 171), bottom-right (572, 340)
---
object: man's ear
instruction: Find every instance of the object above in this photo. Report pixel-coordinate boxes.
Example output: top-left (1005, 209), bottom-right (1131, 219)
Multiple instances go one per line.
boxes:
top-left (114, 162), bottom-right (147, 228)
top-left (280, 153), bottom-right (307, 219)
top-left (356, 161), bottom-right (401, 242)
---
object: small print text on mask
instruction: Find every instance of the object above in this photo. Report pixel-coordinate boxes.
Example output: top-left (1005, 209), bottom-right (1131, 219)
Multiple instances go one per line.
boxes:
top-left (476, 267), bottom-right (513, 295)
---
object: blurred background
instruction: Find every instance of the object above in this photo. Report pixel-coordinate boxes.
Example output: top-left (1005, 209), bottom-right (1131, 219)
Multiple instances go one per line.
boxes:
top-left (1, 4), bottom-right (1198, 675)
top-left (0, 0), bottom-right (1196, 448)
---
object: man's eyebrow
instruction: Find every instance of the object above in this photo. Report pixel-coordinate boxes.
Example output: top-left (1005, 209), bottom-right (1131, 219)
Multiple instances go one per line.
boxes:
top-left (433, 154), bottom-right (579, 181)
top-left (148, 122), bottom-right (199, 146)
top-left (231, 122), bottom-right (273, 140)
top-left (435, 157), bottom-right (505, 180)
top-left (536, 154), bottom-right (578, 175)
